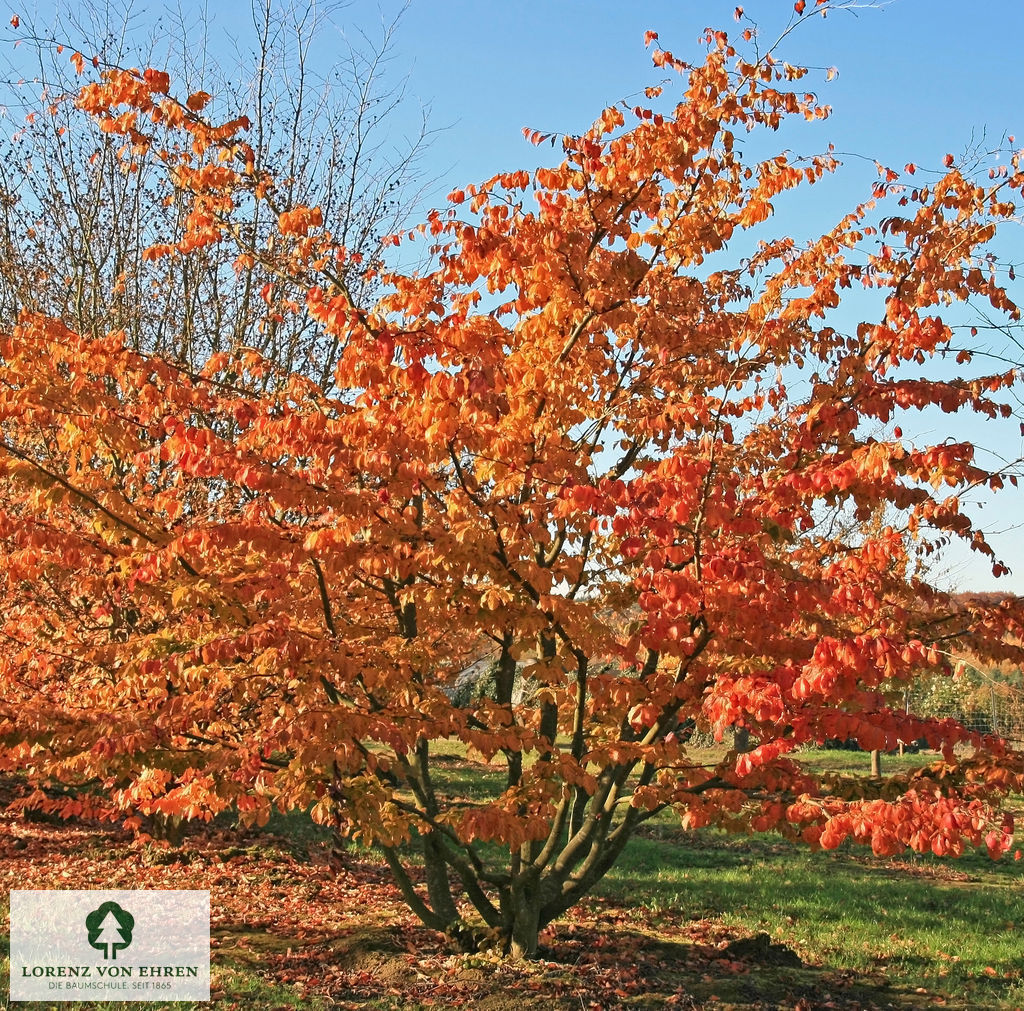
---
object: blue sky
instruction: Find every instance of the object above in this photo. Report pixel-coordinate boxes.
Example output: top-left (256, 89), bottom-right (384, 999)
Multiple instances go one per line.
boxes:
top-left (386, 0), bottom-right (1024, 594)
top-left (9, 0), bottom-right (1024, 591)
top-left (389, 1), bottom-right (1024, 198)
top-left (357, 0), bottom-right (1024, 594)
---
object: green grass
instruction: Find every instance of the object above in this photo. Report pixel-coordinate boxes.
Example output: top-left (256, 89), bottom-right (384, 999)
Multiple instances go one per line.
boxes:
top-left (624, 748), bottom-right (1024, 1004)
top-left (596, 826), bottom-right (1024, 1005)
top-left (795, 745), bottom-right (936, 775)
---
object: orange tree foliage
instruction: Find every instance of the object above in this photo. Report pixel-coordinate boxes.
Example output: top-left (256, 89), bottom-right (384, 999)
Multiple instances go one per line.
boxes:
top-left (2, 27), bottom-right (1024, 958)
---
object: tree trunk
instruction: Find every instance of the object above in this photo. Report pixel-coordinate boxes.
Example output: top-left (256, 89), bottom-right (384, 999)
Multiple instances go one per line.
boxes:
top-left (870, 749), bottom-right (882, 777)
top-left (508, 886), bottom-right (542, 960)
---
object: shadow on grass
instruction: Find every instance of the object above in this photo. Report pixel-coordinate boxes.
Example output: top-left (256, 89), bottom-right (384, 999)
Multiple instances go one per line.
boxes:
top-left (534, 923), bottom-right (933, 1010)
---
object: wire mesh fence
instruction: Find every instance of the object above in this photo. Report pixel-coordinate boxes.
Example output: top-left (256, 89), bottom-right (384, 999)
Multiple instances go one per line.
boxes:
top-left (904, 667), bottom-right (1024, 748)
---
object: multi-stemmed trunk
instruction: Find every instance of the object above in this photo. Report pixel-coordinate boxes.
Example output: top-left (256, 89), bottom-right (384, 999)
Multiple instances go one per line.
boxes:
top-left (380, 802), bottom-right (642, 958)
top-left (365, 623), bottom-right (713, 959)
top-left (375, 731), bottom-right (681, 959)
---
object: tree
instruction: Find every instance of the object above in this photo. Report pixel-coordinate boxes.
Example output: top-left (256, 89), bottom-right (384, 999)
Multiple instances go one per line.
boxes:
top-left (2, 21), bottom-right (1024, 960)
top-left (92, 912), bottom-right (128, 959)
top-left (0, 0), bottom-right (429, 384)
top-left (85, 900), bottom-right (134, 959)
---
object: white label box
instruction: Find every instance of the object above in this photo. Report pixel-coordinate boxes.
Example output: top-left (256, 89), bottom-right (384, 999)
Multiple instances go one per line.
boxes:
top-left (9, 890), bottom-right (210, 1002)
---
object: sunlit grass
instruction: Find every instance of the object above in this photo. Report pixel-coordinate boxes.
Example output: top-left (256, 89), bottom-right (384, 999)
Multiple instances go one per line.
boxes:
top-left (596, 826), bottom-right (1024, 1004)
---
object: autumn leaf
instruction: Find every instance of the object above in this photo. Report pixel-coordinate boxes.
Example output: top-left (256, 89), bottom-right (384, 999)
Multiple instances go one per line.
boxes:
top-left (186, 90), bottom-right (212, 112)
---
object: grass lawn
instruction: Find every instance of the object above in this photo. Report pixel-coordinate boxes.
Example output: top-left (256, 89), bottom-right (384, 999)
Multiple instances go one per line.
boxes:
top-left (2, 748), bottom-right (1023, 1009)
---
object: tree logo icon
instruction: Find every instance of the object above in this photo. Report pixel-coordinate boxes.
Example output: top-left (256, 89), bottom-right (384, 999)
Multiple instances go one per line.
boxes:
top-left (85, 901), bottom-right (134, 960)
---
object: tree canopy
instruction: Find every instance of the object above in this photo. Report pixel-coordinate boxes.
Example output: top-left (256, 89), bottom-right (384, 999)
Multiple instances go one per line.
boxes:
top-left (1, 19), bottom-right (1023, 959)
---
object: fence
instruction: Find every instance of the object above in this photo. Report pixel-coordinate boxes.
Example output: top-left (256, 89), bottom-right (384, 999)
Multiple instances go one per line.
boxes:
top-left (905, 664), bottom-right (1024, 747)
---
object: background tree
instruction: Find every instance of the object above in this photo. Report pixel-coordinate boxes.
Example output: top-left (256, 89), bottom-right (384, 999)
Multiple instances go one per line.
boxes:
top-left (0, 0), bottom-right (429, 385)
top-left (1, 18), bottom-right (1024, 961)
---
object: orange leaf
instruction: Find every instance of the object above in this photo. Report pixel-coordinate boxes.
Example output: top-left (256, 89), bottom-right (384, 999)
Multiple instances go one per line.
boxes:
top-left (143, 68), bottom-right (170, 93)
top-left (187, 91), bottom-right (212, 112)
